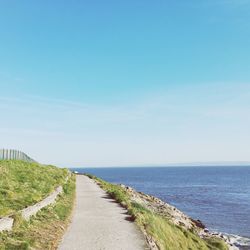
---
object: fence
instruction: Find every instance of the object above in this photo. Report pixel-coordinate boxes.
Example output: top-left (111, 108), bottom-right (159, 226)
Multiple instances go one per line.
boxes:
top-left (0, 149), bottom-right (35, 162)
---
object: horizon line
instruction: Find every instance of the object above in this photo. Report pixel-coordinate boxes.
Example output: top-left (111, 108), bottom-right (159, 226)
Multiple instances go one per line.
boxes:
top-left (67, 161), bottom-right (250, 169)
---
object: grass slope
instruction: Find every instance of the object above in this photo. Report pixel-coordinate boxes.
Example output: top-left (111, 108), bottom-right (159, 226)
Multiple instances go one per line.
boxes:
top-left (0, 160), bottom-right (68, 217)
top-left (0, 174), bottom-right (76, 249)
top-left (86, 174), bottom-right (228, 250)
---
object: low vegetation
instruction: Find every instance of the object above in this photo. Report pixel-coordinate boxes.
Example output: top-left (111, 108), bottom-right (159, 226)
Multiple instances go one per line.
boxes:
top-left (0, 170), bottom-right (76, 249)
top-left (86, 174), bottom-right (228, 250)
top-left (0, 160), bottom-right (68, 217)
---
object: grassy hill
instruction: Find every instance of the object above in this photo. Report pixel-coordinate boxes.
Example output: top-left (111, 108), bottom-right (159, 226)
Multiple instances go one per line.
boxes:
top-left (0, 160), bottom-right (75, 249)
top-left (0, 160), bottom-right (68, 217)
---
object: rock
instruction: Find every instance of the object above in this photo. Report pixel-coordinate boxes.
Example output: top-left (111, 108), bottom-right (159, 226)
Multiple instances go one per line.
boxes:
top-left (191, 219), bottom-right (205, 229)
top-left (125, 186), bottom-right (134, 193)
top-left (0, 217), bottom-right (14, 232)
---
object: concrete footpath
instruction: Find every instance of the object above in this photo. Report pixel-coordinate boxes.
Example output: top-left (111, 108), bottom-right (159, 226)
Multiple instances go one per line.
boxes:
top-left (59, 175), bottom-right (147, 250)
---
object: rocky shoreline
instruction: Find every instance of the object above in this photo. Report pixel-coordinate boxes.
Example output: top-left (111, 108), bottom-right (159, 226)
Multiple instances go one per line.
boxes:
top-left (119, 184), bottom-right (240, 250)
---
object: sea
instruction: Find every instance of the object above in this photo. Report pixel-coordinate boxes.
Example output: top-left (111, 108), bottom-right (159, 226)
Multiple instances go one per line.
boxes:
top-left (72, 166), bottom-right (250, 249)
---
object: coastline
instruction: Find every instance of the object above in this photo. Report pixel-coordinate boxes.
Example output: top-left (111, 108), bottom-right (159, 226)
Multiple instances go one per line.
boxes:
top-left (86, 173), bottom-right (239, 250)
top-left (208, 233), bottom-right (250, 250)
top-left (76, 166), bottom-right (250, 250)
top-left (117, 183), bottom-right (240, 250)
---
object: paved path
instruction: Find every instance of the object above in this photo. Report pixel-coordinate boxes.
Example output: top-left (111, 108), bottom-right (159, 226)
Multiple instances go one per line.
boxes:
top-left (59, 175), bottom-right (147, 250)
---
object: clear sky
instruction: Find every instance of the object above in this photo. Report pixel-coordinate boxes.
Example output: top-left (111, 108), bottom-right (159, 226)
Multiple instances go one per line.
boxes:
top-left (0, 1), bottom-right (250, 167)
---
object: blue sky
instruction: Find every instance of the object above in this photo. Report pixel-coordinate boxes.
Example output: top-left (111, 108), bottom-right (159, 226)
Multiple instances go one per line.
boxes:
top-left (0, 1), bottom-right (250, 167)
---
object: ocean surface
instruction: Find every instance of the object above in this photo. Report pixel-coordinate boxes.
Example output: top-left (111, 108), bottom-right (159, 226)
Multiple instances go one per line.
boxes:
top-left (72, 166), bottom-right (250, 248)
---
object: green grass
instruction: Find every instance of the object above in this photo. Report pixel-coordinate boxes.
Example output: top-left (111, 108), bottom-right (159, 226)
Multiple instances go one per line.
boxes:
top-left (0, 160), bottom-right (68, 217)
top-left (0, 173), bottom-right (76, 250)
top-left (86, 174), bottom-right (228, 250)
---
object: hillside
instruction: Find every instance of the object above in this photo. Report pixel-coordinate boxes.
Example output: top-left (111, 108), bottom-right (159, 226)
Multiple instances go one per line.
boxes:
top-left (0, 160), bottom-right (68, 217)
top-left (0, 160), bottom-right (75, 249)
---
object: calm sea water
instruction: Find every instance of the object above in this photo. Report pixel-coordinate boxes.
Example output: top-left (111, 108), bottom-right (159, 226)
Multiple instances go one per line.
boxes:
top-left (72, 166), bottom-right (250, 247)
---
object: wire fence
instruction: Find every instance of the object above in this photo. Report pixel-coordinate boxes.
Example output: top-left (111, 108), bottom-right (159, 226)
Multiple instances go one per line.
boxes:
top-left (0, 149), bottom-right (35, 162)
